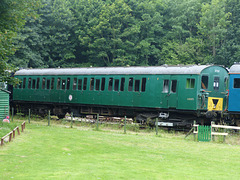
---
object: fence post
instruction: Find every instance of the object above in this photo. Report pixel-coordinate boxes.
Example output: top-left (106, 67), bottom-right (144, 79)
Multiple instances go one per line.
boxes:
top-left (28, 109), bottom-right (31, 123)
top-left (9, 132), bottom-right (12, 142)
top-left (96, 113), bottom-right (99, 130)
top-left (13, 129), bottom-right (15, 138)
top-left (124, 116), bottom-right (127, 134)
top-left (17, 126), bottom-right (20, 135)
top-left (12, 107), bottom-right (14, 122)
top-left (155, 118), bottom-right (158, 135)
top-left (71, 112), bottom-right (73, 128)
top-left (21, 122), bottom-right (25, 132)
top-left (211, 121), bottom-right (215, 141)
top-left (48, 110), bottom-right (50, 126)
top-left (193, 120), bottom-right (196, 141)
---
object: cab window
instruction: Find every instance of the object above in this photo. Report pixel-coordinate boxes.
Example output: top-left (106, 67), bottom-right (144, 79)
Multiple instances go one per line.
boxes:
top-left (213, 76), bottom-right (219, 90)
top-left (234, 78), bottom-right (240, 88)
top-left (201, 75), bottom-right (208, 89)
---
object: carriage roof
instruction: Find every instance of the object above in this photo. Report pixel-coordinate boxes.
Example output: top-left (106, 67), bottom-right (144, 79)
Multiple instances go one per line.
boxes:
top-left (15, 65), bottom-right (219, 76)
top-left (229, 63), bottom-right (240, 74)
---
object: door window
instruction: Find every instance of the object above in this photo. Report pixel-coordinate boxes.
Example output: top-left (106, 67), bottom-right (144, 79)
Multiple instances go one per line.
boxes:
top-left (162, 80), bottom-right (169, 93)
top-left (171, 80), bottom-right (177, 93)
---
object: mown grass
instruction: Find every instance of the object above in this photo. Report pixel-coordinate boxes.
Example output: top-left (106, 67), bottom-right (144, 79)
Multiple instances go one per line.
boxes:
top-left (1, 120), bottom-right (240, 179)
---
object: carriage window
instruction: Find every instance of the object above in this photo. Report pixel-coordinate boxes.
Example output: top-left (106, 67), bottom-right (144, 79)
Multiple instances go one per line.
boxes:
top-left (201, 75), bottom-right (208, 89)
top-left (114, 79), bottom-right (119, 91)
top-left (51, 78), bottom-right (54, 89)
top-left (95, 79), bottom-right (100, 91)
top-left (19, 80), bottom-right (22, 89)
top-left (135, 80), bottom-right (140, 92)
top-left (78, 79), bottom-right (82, 90)
top-left (162, 80), bottom-right (169, 93)
top-left (234, 78), bottom-right (240, 88)
top-left (32, 79), bottom-right (36, 89)
top-left (120, 78), bottom-right (125, 91)
top-left (36, 78), bottom-right (40, 89)
top-left (57, 78), bottom-right (61, 90)
top-left (66, 78), bottom-right (70, 90)
top-left (90, 78), bottom-right (94, 91)
top-left (186, 78), bottom-right (195, 89)
top-left (42, 78), bottom-right (46, 89)
top-left (62, 79), bottom-right (66, 90)
top-left (101, 78), bottom-right (105, 91)
top-left (171, 80), bottom-right (177, 93)
top-left (128, 78), bottom-right (133, 91)
top-left (23, 78), bottom-right (26, 89)
top-left (28, 78), bottom-right (32, 89)
top-left (47, 79), bottom-right (50, 89)
top-left (73, 78), bottom-right (77, 90)
top-left (213, 76), bottom-right (219, 90)
top-left (83, 78), bottom-right (87, 90)
top-left (141, 78), bottom-right (146, 92)
top-left (108, 78), bottom-right (113, 91)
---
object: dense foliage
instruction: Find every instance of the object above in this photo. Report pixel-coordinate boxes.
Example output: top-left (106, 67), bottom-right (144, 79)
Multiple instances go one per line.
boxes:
top-left (5, 0), bottom-right (240, 69)
top-left (0, 0), bottom-right (41, 84)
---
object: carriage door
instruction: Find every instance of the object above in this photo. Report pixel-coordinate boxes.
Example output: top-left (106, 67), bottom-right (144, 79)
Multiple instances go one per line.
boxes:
top-left (162, 76), bottom-right (178, 108)
top-left (168, 77), bottom-right (178, 108)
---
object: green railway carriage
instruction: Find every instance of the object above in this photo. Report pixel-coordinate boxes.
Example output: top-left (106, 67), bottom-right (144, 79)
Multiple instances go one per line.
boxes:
top-left (13, 65), bottom-right (228, 125)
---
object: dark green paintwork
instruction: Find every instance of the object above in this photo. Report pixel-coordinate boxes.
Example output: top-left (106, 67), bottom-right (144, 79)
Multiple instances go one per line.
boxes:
top-left (13, 66), bottom-right (228, 112)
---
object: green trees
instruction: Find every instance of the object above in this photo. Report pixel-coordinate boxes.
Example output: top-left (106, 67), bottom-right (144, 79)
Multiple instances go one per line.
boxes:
top-left (5, 0), bottom-right (240, 69)
top-left (197, 0), bottom-right (231, 65)
top-left (0, 0), bottom-right (41, 83)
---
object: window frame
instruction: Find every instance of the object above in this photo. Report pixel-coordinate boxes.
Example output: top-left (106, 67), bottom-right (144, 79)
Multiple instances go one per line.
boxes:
top-left (108, 78), bottom-right (113, 91)
top-left (141, 78), bottom-right (146, 92)
top-left (42, 78), bottom-right (46, 89)
top-left (171, 80), bottom-right (177, 93)
top-left (114, 79), bottom-right (119, 91)
top-left (95, 79), bottom-right (100, 91)
top-left (201, 75), bottom-right (209, 89)
top-left (162, 80), bottom-right (169, 93)
top-left (78, 79), bottom-right (82, 90)
top-left (83, 78), bottom-right (87, 90)
top-left (101, 78), bottom-right (105, 91)
top-left (233, 78), bottom-right (240, 89)
top-left (57, 78), bottom-right (61, 90)
top-left (134, 79), bottom-right (140, 92)
top-left (186, 78), bottom-right (195, 89)
top-left (32, 79), bottom-right (36, 89)
top-left (36, 78), bottom-right (40, 89)
top-left (213, 76), bottom-right (220, 91)
top-left (128, 78), bottom-right (133, 91)
top-left (22, 78), bottom-right (26, 89)
top-left (73, 78), bottom-right (77, 90)
top-left (28, 78), bottom-right (32, 89)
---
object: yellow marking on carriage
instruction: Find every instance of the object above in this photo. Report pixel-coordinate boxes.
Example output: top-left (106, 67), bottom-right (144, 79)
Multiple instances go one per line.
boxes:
top-left (207, 97), bottom-right (223, 111)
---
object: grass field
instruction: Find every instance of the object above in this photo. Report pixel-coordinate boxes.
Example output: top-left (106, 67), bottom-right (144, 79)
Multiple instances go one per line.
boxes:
top-left (1, 120), bottom-right (240, 179)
